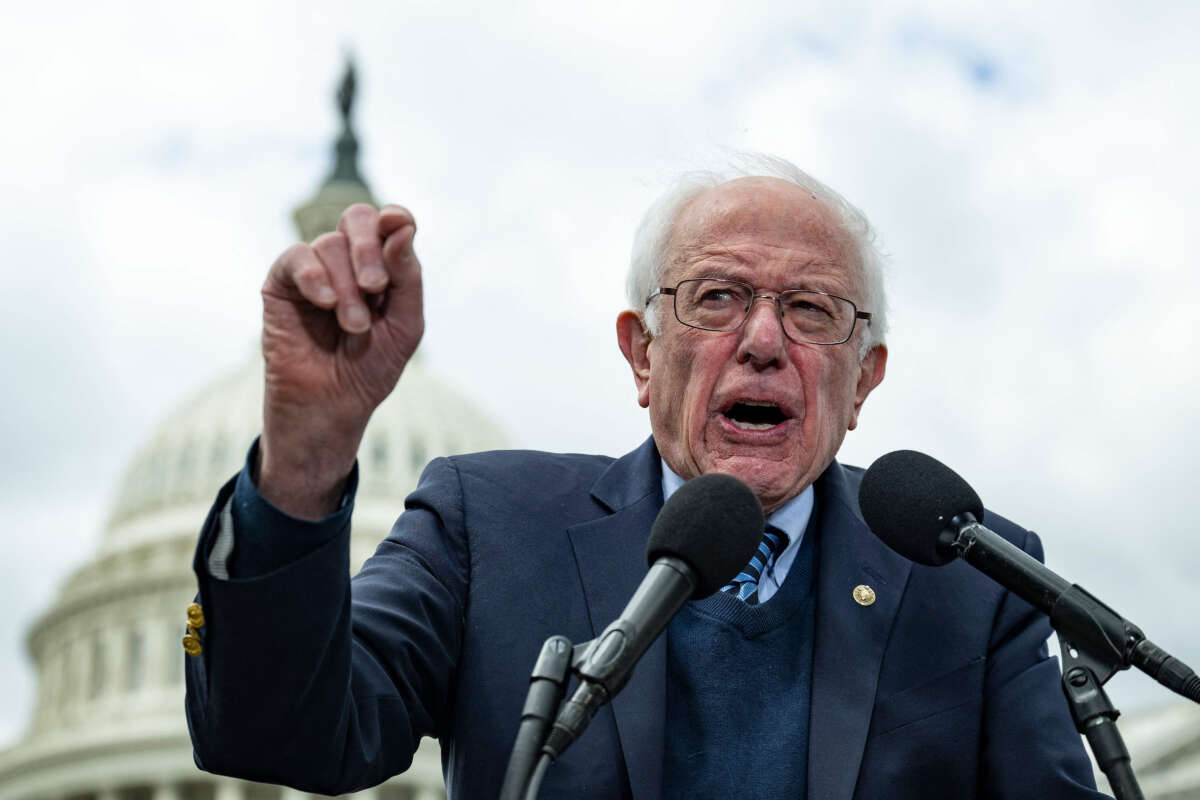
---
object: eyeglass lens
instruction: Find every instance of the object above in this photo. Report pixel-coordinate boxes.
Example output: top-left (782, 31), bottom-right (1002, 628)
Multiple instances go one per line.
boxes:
top-left (674, 279), bottom-right (856, 344)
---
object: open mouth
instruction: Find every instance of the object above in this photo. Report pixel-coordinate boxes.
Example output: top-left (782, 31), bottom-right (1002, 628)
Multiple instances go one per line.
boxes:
top-left (723, 401), bottom-right (789, 431)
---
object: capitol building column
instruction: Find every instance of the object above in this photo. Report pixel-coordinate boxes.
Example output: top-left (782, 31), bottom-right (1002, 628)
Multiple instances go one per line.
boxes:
top-left (212, 778), bottom-right (242, 800)
top-left (152, 780), bottom-right (182, 800)
top-left (148, 615), bottom-right (174, 692)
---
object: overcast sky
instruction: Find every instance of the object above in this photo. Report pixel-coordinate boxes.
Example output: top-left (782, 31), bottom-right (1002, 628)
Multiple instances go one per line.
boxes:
top-left (2, 0), bottom-right (1198, 747)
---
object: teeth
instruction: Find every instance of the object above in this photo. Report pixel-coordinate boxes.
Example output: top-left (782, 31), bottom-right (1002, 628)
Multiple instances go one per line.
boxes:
top-left (732, 420), bottom-right (776, 431)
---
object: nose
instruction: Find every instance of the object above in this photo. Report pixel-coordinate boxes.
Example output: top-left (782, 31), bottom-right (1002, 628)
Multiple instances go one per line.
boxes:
top-left (735, 294), bottom-right (787, 368)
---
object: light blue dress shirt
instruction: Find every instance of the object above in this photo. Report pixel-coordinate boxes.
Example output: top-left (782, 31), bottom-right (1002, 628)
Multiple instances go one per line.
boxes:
top-left (659, 460), bottom-right (814, 603)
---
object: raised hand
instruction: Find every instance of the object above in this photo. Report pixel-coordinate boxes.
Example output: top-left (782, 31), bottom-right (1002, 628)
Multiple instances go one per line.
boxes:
top-left (257, 203), bottom-right (423, 519)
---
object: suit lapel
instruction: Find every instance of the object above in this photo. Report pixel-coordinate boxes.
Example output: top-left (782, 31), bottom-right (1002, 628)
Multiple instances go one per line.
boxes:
top-left (567, 437), bottom-right (665, 800)
top-left (808, 461), bottom-right (913, 800)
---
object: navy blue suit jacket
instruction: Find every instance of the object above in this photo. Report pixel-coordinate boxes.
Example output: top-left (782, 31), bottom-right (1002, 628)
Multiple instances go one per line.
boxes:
top-left (186, 438), bottom-right (1105, 799)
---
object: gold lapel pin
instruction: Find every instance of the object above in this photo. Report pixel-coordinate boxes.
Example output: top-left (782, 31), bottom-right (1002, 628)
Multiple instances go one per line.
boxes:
top-left (853, 584), bottom-right (876, 606)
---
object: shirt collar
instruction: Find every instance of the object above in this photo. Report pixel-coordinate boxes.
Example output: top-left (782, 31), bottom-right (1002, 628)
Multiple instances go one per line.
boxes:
top-left (659, 459), bottom-right (814, 549)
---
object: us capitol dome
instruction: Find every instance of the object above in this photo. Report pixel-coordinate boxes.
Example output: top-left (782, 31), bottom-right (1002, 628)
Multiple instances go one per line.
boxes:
top-left (0, 62), bottom-right (505, 800)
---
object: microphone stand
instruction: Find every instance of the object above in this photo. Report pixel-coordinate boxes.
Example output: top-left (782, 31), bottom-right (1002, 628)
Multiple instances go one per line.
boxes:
top-left (1044, 574), bottom-right (1196, 798)
top-left (1058, 638), bottom-right (1143, 800)
top-left (501, 630), bottom-right (623, 800)
top-left (499, 636), bottom-right (574, 800)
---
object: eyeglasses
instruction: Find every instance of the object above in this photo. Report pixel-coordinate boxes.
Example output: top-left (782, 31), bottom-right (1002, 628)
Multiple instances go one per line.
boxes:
top-left (645, 278), bottom-right (871, 346)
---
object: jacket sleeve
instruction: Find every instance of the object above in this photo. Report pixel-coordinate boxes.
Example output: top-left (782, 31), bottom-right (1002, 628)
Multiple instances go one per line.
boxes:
top-left (185, 454), bottom-right (470, 795)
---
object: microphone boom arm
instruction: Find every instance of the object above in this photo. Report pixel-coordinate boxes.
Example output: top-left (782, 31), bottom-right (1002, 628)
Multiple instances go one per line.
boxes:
top-left (948, 513), bottom-right (1200, 702)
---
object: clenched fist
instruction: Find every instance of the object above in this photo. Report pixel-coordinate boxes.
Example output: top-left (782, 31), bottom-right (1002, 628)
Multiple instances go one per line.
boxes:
top-left (257, 203), bottom-right (423, 519)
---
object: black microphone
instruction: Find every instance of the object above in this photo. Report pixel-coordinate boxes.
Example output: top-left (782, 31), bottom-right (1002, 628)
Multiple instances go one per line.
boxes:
top-left (542, 472), bottom-right (765, 760)
top-left (858, 449), bottom-right (1200, 703)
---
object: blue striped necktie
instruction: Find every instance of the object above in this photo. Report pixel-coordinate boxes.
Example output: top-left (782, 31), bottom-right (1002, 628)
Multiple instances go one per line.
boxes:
top-left (721, 525), bottom-right (789, 604)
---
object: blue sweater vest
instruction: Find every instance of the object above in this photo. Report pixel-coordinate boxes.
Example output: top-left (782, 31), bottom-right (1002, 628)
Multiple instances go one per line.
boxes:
top-left (663, 518), bottom-right (817, 799)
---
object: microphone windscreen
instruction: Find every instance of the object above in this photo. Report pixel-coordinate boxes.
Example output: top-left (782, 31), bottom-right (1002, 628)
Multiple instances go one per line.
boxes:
top-left (647, 472), bottom-right (764, 598)
top-left (858, 450), bottom-right (984, 566)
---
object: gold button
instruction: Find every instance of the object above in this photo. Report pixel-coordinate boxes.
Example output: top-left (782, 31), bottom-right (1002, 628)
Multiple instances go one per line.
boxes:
top-left (853, 584), bottom-right (876, 606)
top-left (186, 602), bottom-right (205, 629)
top-left (182, 633), bottom-right (202, 657)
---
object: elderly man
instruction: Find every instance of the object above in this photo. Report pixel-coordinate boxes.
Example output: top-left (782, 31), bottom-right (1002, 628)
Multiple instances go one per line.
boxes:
top-left (185, 157), bottom-right (1107, 799)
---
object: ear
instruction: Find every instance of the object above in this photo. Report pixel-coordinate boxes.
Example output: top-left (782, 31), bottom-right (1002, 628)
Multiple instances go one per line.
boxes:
top-left (847, 344), bottom-right (887, 431)
top-left (617, 310), bottom-right (653, 408)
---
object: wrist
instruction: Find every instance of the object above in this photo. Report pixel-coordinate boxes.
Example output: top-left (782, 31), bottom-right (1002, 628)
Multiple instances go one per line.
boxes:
top-left (257, 423), bottom-right (364, 521)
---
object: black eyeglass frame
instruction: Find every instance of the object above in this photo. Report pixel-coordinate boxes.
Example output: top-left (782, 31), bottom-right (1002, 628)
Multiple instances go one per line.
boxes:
top-left (645, 278), bottom-right (872, 346)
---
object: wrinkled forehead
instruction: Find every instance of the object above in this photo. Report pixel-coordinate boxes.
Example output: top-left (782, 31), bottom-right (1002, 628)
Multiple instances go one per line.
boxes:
top-left (665, 177), bottom-right (863, 292)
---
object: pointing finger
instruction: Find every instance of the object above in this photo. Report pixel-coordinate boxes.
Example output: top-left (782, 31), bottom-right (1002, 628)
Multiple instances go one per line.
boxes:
top-left (337, 203), bottom-right (388, 293)
top-left (312, 231), bottom-right (370, 334)
top-left (379, 206), bottom-right (418, 284)
top-left (381, 224), bottom-right (419, 286)
top-left (378, 204), bottom-right (415, 238)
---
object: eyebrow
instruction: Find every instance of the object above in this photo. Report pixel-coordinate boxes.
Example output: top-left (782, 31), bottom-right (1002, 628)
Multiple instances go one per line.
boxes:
top-left (681, 263), bottom-right (853, 296)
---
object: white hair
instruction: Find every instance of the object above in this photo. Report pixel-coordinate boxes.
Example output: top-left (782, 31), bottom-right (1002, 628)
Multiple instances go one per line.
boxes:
top-left (626, 153), bottom-right (888, 359)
